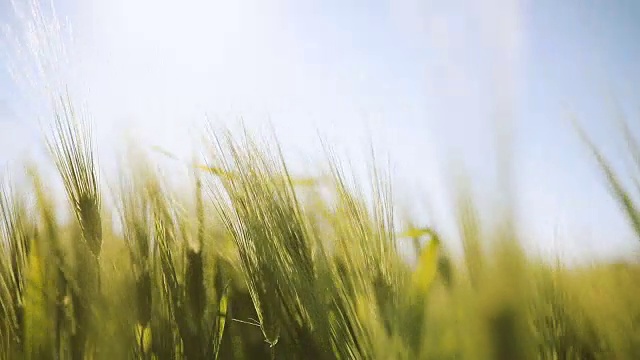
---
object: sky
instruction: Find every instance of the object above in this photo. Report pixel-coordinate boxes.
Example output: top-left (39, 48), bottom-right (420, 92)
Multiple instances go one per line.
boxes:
top-left (0, 0), bottom-right (639, 262)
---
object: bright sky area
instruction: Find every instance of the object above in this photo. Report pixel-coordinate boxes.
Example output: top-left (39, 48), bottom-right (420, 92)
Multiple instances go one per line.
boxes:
top-left (0, 0), bottom-right (639, 263)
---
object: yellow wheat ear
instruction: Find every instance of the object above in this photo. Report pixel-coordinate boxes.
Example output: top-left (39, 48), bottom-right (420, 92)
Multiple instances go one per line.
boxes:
top-left (135, 323), bottom-right (152, 355)
top-left (196, 162), bottom-right (322, 188)
top-left (150, 145), bottom-right (179, 161)
top-left (149, 145), bottom-right (232, 178)
top-left (289, 177), bottom-right (319, 187)
top-left (152, 144), bottom-right (323, 189)
top-left (195, 165), bottom-right (235, 178)
top-left (397, 226), bottom-right (434, 239)
top-left (411, 235), bottom-right (441, 294)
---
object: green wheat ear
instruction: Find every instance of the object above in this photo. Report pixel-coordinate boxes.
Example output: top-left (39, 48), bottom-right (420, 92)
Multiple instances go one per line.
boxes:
top-left (0, 186), bottom-right (30, 353)
top-left (47, 93), bottom-right (102, 259)
top-left (572, 115), bottom-right (640, 239)
top-left (213, 283), bottom-right (230, 360)
top-left (46, 92), bottom-right (102, 360)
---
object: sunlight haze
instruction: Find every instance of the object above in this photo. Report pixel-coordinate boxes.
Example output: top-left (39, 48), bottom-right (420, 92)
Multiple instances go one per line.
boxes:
top-left (1, 0), bottom-right (639, 262)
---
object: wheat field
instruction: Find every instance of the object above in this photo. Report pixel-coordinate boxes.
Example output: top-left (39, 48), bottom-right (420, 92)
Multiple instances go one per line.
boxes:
top-left (0, 91), bottom-right (638, 360)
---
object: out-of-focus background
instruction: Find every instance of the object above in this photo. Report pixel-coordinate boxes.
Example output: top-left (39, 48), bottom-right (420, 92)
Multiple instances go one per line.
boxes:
top-left (1, 0), bottom-right (639, 262)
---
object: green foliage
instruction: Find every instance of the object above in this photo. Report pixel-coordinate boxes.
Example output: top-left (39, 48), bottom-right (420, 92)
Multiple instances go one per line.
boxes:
top-left (0, 104), bottom-right (639, 360)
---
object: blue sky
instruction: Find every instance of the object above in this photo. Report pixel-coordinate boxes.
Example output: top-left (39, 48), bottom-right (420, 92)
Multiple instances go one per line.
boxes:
top-left (0, 0), bottom-right (639, 261)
